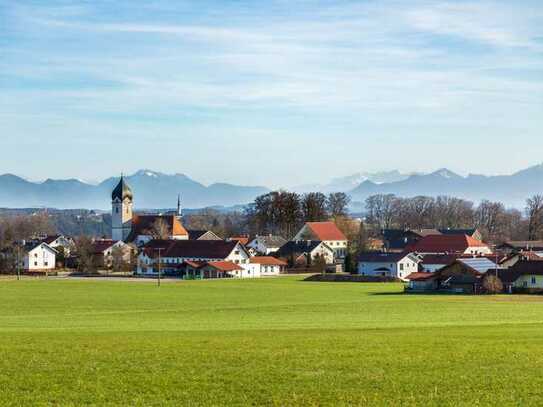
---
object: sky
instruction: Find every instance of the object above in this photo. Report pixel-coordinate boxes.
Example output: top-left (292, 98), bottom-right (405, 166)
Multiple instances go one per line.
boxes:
top-left (1, 0), bottom-right (542, 188)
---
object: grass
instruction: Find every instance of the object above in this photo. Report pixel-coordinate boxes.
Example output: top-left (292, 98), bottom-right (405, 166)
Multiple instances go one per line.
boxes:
top-left (1, 276), bottom-right (543, 406)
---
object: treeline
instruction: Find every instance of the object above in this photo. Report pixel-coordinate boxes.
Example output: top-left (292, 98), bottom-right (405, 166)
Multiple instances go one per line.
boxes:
top-left (365, 194), bottom-right (543, 242)
top-left (243, 191), bottom-right (351, 239)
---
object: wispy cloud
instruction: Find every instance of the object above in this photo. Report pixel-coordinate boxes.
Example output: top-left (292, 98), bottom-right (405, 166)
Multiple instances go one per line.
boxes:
top-left (1, 0), bottom-right (542, 184)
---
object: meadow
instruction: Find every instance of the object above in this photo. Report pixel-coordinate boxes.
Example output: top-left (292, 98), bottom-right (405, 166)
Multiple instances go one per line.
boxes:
top-left (1, 276), bottom-right (543, 406)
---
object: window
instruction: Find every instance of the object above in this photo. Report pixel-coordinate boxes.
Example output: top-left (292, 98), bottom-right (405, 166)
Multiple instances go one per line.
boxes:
top-left (531, 277), bottom-right (536, 285)
top-left (34, 262), bottom-right (38, 266)
top-left (400, 264), bottom-right (404, 271)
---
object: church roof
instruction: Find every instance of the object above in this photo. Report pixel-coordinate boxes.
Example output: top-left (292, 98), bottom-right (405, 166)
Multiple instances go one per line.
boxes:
top-left (126, 215), bottom-right (188, 242)
top-left (111, 176), bottom-right (133, 201)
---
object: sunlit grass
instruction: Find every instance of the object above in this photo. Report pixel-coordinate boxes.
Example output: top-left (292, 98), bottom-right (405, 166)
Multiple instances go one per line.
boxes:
top-left (1, 277), bottom-right (543, 406)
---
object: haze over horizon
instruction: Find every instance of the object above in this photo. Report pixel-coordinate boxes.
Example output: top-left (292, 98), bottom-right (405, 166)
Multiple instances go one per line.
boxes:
top-left (2, 1), bottom-right (542, 188)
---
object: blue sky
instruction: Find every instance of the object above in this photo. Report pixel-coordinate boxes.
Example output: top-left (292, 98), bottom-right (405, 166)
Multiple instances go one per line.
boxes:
top-left (1, 0), bottom-right (542, 188)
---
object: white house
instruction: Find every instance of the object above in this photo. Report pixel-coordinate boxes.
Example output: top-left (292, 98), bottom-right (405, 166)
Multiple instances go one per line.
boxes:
top-left (247, 235), bottom-right (287, 255)
top-left (91, 239), bottom-right (131, 269)
top-left (24, 242), bottom-right (57, 272)
top-left (357, 252), bottom-right (420, 281)
top-left (293, 222), bottom-right (348, 262)
top-left (276, 240), bottom-right (335, 266)
top-left (137, 239), bottom-right (250, 276)
top-left (246, 256), bottom-right (287, 277)
top-left (41, 235), bottom-right (74, 255)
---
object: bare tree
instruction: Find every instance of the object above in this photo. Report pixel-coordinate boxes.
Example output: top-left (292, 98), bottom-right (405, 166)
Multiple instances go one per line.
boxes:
top-left (146, 219), bottom-right (170, 240)
top-left (74, 236), bottom-right (96, 273)
top-left (526, 195), bottom-right (543, 240)
top-left (482, 274), bottom-right (503, 294)
top-left (365, 194), bottom-right (397, 233)
top-left (301, 192), bottom-right (328, 222)
top-left (327, 193), bottom-right (351, 219)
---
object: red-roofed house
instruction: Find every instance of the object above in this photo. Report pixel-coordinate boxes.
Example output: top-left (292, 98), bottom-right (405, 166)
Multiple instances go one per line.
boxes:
top-left (293, 222), bottom-right (348, 262)
top-left (405, 235), bottom-right (491, 256)
top-left (127, 215), bottom-right (189, 246)
top-left (248, 256), bottom-right (287, 276)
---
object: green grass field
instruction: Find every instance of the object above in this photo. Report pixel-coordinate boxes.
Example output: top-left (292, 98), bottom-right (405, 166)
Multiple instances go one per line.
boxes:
top-left (2, 276), bottom-right (543, 406)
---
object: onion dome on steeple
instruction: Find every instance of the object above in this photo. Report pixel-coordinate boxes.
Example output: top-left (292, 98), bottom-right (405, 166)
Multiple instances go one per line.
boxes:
top-left (111, 175), bottom-right (133, 201)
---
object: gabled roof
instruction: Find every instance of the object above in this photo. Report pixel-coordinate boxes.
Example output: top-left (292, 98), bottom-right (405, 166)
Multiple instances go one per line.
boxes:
top-left (206, 261), bottom-right (243, 272)
top-left (127, 215), bottom-right (188, 242)
top-left (499, 251), bottom-right (543, 264)
top-left (357, 251), bottom-right (416, 263)
top-left (143, 239), bottom-right (242, 260)
top-left (91, 239), bottom-right (121, 254)
top-left (41, 235), bottom-right (61, 245)
top-left (276, 240), bottom-right (327, 257)
top-left (498, 241), bottom-right (543, 251)
top-left (457, 257), bottom-right (498, 274)
top-left (249, 256), bottom-right (287, 266)
top-left (420, 253), bottom-right (459, 265)
top-left (229, 236), bottom-right (250, 246)
top-left (406, 272), bottom-right (435, 281)
top-left (251, 235), bottom-right (287, 247)
top-left (499, 261), bottom-right (543, 283)
top-left (187, 230), bottom-right (221, 240)
top-left (305, 222), bottom-right (347, 241)
top-left (406, 234), bottom-right (488, 254)
top-left (439, 228), bottom-right (478, 237)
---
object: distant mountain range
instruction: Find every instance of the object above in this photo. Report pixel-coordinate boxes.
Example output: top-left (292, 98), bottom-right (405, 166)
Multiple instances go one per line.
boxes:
top-left (1, 165), bottom-right (542, 210)
top-left (0, 170), bottom-right (269, 210)
top-left (348, 165), bottom-right (543, 208)
top-left (293, 170), bottom-right (414, 193)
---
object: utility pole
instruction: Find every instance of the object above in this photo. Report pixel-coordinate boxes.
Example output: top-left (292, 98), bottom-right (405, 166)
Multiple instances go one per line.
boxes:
top-left (156, 248), bottom-right (164, 288)
top-left (16, 244), bottom-right (21, 281)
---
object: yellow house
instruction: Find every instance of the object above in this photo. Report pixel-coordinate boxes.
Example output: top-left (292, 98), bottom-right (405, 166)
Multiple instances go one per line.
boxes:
top-left (499, 261), bottom-right (543, 293)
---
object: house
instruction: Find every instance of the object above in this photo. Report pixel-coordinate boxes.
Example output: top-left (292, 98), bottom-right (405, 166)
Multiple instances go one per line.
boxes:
top-left (498, 261), bottom-right (543, 293)
top-left (137, 239), bottom-right (250, 276)
top-left (40, 235), bottom-right (74, 256)
top-left (247, 235), bottom-right (287, 255)
top-left (187, 229), bottom-right (222, 241)
top-left (293, 222), bottom-right (348, 262)
top-left (228, 236), bottom-right (250, 246)
top-left (418, 254), bottom-right (459, 273)
top-left (382, 228), bottom-right (482, 252)
top-left (276, 240), bottom-right (335, 267)
top-left (127, 215), bottom-right (189, 246)
top-left (247, 256), bottom-right (287, 276)
top-left (405, 234), bottom-right (492, 256)
top-left (499, 251), bottom-right (543, 269)
top-left (497, 241), bottom-right (543, 255)
top-left (439, 228), bottom-right (482, 241)
top-left (405, 272), bottom-right (438, 291)
top-left (357, 252), bottom-right (420, 281)
top-left (91, 239), bottom-right (131, 269)
top-left (432, 257), bottom-right (500, 294)
top-left (23, 242), bottom-right (57, 272)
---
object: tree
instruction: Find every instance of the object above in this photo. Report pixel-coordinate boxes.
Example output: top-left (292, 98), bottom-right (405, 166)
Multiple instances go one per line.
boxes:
top-left (365, 194), bottom-right (397, 233)
top-left (146, 219), bottom-right (170, 240)
top-left (482, 274), bottom-right (503, 294)
top-left (302, 193), bottom-right (328, 223)
top-left (110, 246), bottom-right (126, 272)
top-left (74, 236), bottom-right (96, 273)
top-left (526, 195), bottom-right (543, 240)
top-left (475, 200), bottom-right (507, 242)
top-left (312, 254), bottom-right (327, 275)
top-left (327, 193), bottom-right (351, 219)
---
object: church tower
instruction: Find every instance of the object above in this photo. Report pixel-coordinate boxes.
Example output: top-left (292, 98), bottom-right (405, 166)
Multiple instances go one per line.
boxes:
top-left (111, 175), bottom-right (133, 241)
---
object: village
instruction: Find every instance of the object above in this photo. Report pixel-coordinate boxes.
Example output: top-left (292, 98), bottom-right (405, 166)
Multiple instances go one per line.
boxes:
top-left (2, 176), bottom-right (542, 296)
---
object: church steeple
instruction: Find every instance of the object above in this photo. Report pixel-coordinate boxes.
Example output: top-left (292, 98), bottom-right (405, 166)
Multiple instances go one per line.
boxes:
top-left (111, 174), bottom-right (133, 241)
top-left (177, 193), bottom-right (182, 219)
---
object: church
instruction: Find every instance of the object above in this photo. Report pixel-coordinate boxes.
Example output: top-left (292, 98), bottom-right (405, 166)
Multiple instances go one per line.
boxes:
top-left (111, 176), bottom-right (189, 245)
